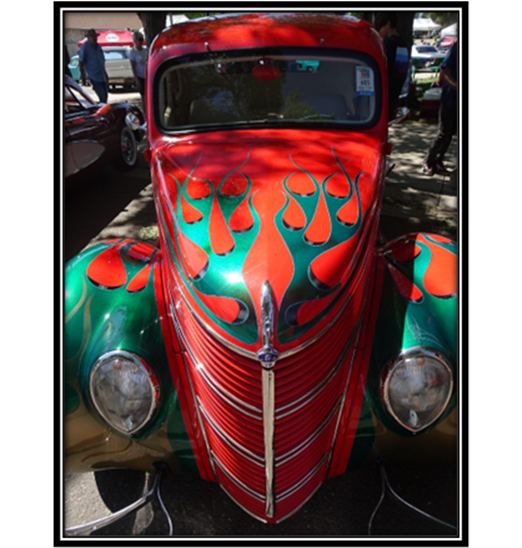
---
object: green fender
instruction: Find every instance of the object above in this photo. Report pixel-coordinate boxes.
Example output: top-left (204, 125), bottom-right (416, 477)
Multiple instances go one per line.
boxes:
top-left (365, 232), bottom-right (458, 436)
top-left (64, 239), bottom-right (197, 470)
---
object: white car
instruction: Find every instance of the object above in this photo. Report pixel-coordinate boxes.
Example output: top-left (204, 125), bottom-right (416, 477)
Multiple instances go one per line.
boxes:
top-left (411, 44), bottom-right (446, 71)
top-left (103, 46), bottom-right (136, 90)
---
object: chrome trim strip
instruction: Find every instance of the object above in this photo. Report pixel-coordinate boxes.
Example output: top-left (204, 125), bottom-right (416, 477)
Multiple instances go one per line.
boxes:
top-left (65, 469), bottom-right (161, 536)
top-left (263, 367), bottom-right (276, 519)
top-left (381, 346), bottom-right (455, 433)
top-left (275, 397), bottom-right (341, 466)
top-left (276, 453), bottom-right (328, 502)
top-left (327, 307), bottom-right (366, 474)
top-left (218, 483), bottom-right (268, 524)
top-left (166, 295), bottom-right (263, 417)
top-left (88, 350), bottom-right (159, 436)
top-left (275, 481), bottom-right (324, 524)
top-left (167, 213), bottom-right (377, 362)
top-left (166, 281), bottom-right (217, 480)
top-left (212, 453), bottom-right (266, 502)
top-left (258, 282), bottom-right (277, 519)
top-left (275, 330), bottom-right (357, 418)
top-left (197, 398), bottom-right (265, 466)
top-left (195, 363), bottom-right (263, 418)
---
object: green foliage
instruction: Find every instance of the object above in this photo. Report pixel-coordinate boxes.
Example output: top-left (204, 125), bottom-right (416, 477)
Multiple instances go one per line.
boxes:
top-left (184, 12), bottom-right (222, 19)
top-left (423, 12), bottom-right (458, 27)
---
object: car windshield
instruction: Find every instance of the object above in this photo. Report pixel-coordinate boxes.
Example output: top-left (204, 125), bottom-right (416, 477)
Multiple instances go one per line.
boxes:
top-left (415, 46), bottom-right (438, 53)
top-left (104, 49), bottom-right (129, 60)
top-left (156, 48), bottom-right (381, 131)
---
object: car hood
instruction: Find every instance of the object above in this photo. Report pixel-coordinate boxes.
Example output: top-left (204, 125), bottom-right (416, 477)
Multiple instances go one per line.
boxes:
top-left (152, 128), bottom-right (385, 352)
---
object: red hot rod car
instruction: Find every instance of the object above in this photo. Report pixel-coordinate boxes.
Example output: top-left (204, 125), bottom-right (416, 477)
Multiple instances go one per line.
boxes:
top-left (64, 13), bottom-right (458, 533)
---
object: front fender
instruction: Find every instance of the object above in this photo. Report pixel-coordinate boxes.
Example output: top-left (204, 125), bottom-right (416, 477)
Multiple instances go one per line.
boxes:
top-left (365, 232), bottom-right (458, 438)
top-left (64, 239), bottom-right (196, 474)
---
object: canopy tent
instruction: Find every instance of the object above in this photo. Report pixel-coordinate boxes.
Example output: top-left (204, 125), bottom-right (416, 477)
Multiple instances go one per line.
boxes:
top-left (413, 17), bottom-right (441, 32)
top-left (78, 29), bottom-right (136, 48)
top-left (441, 23), bottom-right (457, 37)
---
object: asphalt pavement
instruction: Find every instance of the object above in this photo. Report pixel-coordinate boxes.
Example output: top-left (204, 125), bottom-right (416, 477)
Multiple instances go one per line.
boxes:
top-left (62, 88), bottom-right (460, 539)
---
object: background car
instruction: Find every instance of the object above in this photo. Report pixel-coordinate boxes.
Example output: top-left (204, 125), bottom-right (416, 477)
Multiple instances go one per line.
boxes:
top-left (103, 46), bottom-right (136, 90)
top-left (68, 54), bottom-right (80, 81)
top-left (411, 44), bottom-right (446, 72)
top-left (437, 35), bottom-right (456, 53)
top-left (421, 84), bottom-right (442, 117)
top-left (64, 75), bottom-right (144, 185)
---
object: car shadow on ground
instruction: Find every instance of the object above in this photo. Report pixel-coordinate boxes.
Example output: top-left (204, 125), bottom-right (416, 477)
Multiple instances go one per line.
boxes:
top-left (71, 460), bottom-right (458, 537)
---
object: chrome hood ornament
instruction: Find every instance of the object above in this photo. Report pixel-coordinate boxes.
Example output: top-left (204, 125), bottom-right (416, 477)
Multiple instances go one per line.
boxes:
top-left (257, 281), bottom-right (280, 370)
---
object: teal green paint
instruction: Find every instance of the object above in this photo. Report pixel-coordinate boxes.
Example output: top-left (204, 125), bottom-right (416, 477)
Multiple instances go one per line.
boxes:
top-left (64, 383), bottom-right (80, 414)
top-left (65, 241), bottom-right (196, 464)
top-left (160, 149), bottom-right (368, 346)
top-left (277, 149), bottom-right (363, 343)
top-left (166, 392), bottom-right (199, 473)
top-left (346, 394), bottom-right (376, 468)
top-left (162, 157), bottom-right (262, 344)
top-left (365, 236), bottom-right (457, 436)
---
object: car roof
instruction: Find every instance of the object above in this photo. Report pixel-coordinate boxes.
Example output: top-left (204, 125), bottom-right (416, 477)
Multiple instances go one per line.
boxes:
top-left (148, 12), bottom-right (383, 68)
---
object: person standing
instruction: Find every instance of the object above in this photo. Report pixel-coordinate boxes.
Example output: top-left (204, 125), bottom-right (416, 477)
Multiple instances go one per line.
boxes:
top-left (129, 31), bottom-right (147, 107)
top-left (78, 29), bottom-right (109, 103)
top-left (422, 41), bottom-right (458, 175)
top-left (375, 12), bottom-right (410, 121)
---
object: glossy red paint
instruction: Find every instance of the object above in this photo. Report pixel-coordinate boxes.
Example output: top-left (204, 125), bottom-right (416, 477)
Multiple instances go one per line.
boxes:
top-left (152, 129), bottom-right (384, 353)
top-left (328, 251), bottom-right (385, 477)
top-left (144, 13), bottom-right (392, 523)
top-left (86, 240), bottom-right (157, 292)
top-left (154, 257), bottom-right (215, 480)
top-left (168, 254), bottom-right (381, 522)
top-left (417, 234), bottom-right (457, 298)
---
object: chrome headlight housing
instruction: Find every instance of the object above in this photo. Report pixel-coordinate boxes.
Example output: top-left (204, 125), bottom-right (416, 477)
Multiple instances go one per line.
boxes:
top-left (89, 351), bottom-right (160, 435)
top-left (381, 348), bottom-right (453, 433)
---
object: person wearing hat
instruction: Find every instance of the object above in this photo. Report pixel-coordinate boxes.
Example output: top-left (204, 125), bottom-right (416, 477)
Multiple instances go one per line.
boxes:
top-left (78, 29), bottom-right (109, 103)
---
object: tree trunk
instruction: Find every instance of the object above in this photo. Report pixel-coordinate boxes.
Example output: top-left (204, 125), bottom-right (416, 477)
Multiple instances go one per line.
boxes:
top-left (396, 12), bottom-right (415, 52)
top-left (137, 12), bottom-right (170, 49)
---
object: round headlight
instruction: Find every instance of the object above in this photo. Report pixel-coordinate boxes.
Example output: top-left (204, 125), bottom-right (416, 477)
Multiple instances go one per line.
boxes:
top-left (382, 348), bottom-right (453, 433)
top-left (89, 351), bottom-right (159, 435)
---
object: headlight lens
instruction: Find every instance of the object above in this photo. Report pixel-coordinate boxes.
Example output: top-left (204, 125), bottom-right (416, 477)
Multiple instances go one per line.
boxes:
top-left (382, 349), bottom-right (453, 433)
top-left (89, 351), bottom-right (159, 435)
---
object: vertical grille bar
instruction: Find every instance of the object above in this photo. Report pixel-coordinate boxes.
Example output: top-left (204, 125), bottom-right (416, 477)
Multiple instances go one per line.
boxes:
top-left (262, 368), bottom-right (275, 518)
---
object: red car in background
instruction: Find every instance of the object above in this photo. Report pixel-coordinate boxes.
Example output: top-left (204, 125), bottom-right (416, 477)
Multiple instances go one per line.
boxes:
top-left (64, 76), bottom-right (144, 185)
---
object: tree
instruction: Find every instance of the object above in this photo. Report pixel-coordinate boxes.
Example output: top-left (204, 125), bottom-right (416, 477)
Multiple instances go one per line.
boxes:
top-left (422, 12), bottom-right (458, 27)
top-left (137, 11), bottom-right (170, 48)
top-left (355, 11), bottom-right (415, 51)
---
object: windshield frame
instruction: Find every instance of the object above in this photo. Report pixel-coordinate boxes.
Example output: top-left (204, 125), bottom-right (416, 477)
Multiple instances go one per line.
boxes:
top-left (152, 47), bottom-right (382, 135)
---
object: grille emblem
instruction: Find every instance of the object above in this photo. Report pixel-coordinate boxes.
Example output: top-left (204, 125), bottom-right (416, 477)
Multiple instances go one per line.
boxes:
top-left (257, 347), bottom-right (279, 369)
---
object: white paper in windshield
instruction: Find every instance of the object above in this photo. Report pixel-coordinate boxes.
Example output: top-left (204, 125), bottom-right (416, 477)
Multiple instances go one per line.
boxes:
top-left (356, 66), bottom-right (375, 96)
